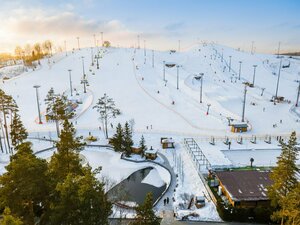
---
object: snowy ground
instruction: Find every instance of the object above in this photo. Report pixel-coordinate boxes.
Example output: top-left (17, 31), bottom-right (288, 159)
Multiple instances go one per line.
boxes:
top-left (0, 44), bottom-right (299, 221)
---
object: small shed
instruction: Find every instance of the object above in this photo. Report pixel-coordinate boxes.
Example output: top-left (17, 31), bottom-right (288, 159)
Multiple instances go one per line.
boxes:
top-left (145, 148), bottom-right (158, 160)
top-left (161, 137), bottom-right (175, 149)
top-left (230, 122), bottom-right (248, 133)
top-left (131, 146), bottom-right (142, 154)
top-left (195, 196), bottom-right (205, 208)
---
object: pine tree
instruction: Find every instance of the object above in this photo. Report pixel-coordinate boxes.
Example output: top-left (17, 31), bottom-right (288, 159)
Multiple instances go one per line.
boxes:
top-left (0, 142), bottom-right (49, 225)
top-left (1, 207), bottom-right (23, 225)
top-left (123, 121), bottom-right (133, 157)
top-left (49, 167), bottom-right (112, 225)
top-left (268, 131), bottom-right (299, 225)
top-left (110, 123), bottom-right (123, 152)
top-left (131, 192), bottom-right (160, 225)
top-left (139, 135), bottom-right (147, 157)
top-left (93, 93), bottom-right (121, 139)
top-left (10, 112), bottom-right (28, 149)
top-left (49, 119), bottom-right (85, 182)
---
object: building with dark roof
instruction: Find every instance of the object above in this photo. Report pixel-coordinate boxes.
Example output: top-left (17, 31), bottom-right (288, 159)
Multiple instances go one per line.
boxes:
top-left (215, 170), bottom-right (272, 207)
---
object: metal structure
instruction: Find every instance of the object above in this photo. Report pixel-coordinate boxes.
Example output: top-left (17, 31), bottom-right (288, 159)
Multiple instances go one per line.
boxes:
top-left (274, 58), bottom-right (282, 102)
top-left (296, 80), bottom-right (300, 107)
top-left (33, 85), bottom-right (42, 124)
top-left (238, 61), bottom-right (242, 80)
top-left (242, 85), bottom-right (247, 122)
top-left (176, 65), bottom-right (180, 89)
top-left (68, 69), bottom-right (73, 96)
top-left (252, 65), bottom-right (257, 86)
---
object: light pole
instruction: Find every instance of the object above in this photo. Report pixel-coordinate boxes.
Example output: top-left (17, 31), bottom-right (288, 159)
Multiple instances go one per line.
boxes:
top-left (33, 85), bottom-right (42, 124)
top-left (101, 32), bottom-right (104, 47)
top-left (277, 41), bottom-right (281, 58)
top-left (163, 61), bottom-right (166, 81)
top-left (64, 40), bottom-right (67, 56)
top-left (242, 85), bottom-right (247, 122)
top-left (206, 103), bottom-right (211, 115)
top-left (229, 56), bottom-right (232, 72)
top-left (68, 69), bottom-right (73, 97)
top-left (81, 56), bottom-right (85, 76)
top-left (252, 65), bottom-right (257, 86)
top-left (152, 50), bottom-right (154, 68)
top-left (91, 47), bottom-right (94, 66)
top-left (199, 73), bottom-right (204, 103)
top-left (238, 61), bottom-right (242, 80)
top-left (296, 80), bottom-right (300, 107)
top-left (76, 37), bottom-right (80, 50)
top-left (274, 58), bottom-right (282, 103)
top-left (96, 55), bottom-right (99, 69)
top-left (176, 65), bottom-right (180, 90)
top-left (81, 74), bottom-right (88, 94)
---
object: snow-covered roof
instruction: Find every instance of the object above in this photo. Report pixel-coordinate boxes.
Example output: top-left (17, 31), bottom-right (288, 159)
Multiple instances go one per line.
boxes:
top-left (231, 122), bottom-right (248, 128)
top-left (162, 138), bottom-right (174, 143)
top-left (145, 149), bottom-right (158, 154)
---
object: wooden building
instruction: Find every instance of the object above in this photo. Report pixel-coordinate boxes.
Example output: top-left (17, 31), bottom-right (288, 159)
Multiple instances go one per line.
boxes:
top-left (161, 137), bottom-right (175, 149)
top-left (230, 122), bottom-right (248, 133)
top-left (145, 148), bottom-right (158, 160)
top-left (215, 170), bottom-right (272, 207)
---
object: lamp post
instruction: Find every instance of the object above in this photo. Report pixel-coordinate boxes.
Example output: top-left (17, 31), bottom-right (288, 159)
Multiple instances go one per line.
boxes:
top-left (33, 85), bottom-right (42, 124)
top-left (101, 32), bottom-right (104, 46)
top-left (64, 40), bottom-right (67, 56)
top-left (252, 65), bottom-right (257, 86)
top-left (274, 59), bottom-right (282, 103)
top-left (238, 61), bottom-right (242, 80)
top-left (206, 103), bottom-right (211, 115)
top-left (242, 85), bottom-right (247, 122)
top-left (81, 56), bottom-right (85, 76)
top-left (296, 80), bottom-right (300, 107)
top-left (176, 65), bottom-right (180, 90)
top-left (229, 56), bottom-right (232, 72)
top-left (199, 73), bottom-right (204, 103)
top-left (163, 61), bottom-right (166, 81)
top-left (91, 47), bottom-right (94, 66)
top-left (68, 69), bottom-right (73, 96)
top-left (76, 37), bottom-right (80, 50)
top-left (96, 55), bottom-right (99, 69)
top-left (152, 50), bottom-right (154, 68)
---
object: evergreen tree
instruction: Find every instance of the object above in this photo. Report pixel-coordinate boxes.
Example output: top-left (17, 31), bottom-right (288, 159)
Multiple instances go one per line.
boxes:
top-left (268, 131), bottom-right (299, 225)
top-left (139, 135), bottom-right (147, 157)
top-left (10, 112), bottom-right (28, 149)
top-left (110, 123), bottom-right (123, 152)
top-left (0, 142), bottom-right (49, 225)
top-left (49, 119), bottom-right (85, 182)
top-left (93, 93), bottom-right (121, 139)
top-left (49, 167), bottom-right (112, 225)
top-left (123, 122), bottom-right (133, 157)
top-left (1, 207), bottom-right (23, 225)
top-left (131, 192), bottom-right (160, 225)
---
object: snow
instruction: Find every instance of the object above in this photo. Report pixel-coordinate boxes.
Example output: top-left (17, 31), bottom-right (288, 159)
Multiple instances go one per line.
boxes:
top-left (142, 168), bottom-right (165, 187)
top-left (0, 43), bottom-right (299, 221)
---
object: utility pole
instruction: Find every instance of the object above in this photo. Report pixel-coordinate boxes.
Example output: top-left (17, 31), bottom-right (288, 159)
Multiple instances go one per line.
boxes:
top-left (68, 69), bottom-right (73, 96)
top-left (252, 65), bottom-right (257, 86)
top-left (238, 61), bottom-right (242, 80)
top-left (177, 66), bottom-right (179, 89)
top-left (77, 37), bottom-right (80, 50)
top-left (251, 41), bottom-right (254, 54)
top-left (242, 85), bottom-right (247, 122)
top-left (199, 73), bottom-right (204, 103)
top-left (64, 40), bottom-right (67, 56)
top-left (277, 41), bottom-right (281, 58)
top-left (152, 50), bottom-right (154, 68)
top-left (296, 80), bottom-right (300, 107)
top-left (33, 85), bottom-right (42, 124)
top-left (163, 61), bottom-right (166, 81)
top-left (91, 47), bottom-right (94, 66)
top-left (229, 56), bottom-right (232, 72)
top-left (101, 32), bottom-right (104, 46)
top-left (274, 58), bottom-right (283, 103)
top-left (93, 34), bottom-right (96, 47)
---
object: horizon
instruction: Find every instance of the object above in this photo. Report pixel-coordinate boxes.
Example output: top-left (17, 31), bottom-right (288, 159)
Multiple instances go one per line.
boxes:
top-left (0, 0), bottom-right (300, 54)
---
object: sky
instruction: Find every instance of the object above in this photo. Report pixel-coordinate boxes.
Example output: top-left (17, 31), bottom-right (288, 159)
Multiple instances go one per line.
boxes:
top-left (0, 0), bottom-right (299, 54)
